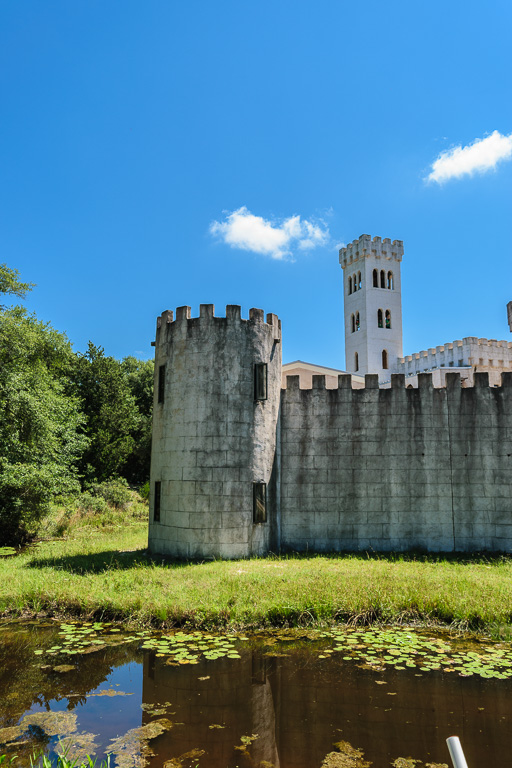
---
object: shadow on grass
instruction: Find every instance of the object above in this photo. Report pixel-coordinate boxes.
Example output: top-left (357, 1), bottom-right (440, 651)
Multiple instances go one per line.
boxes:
top-left (27, 549), bottom-right (193, 574)
top-left (26, 547), bottom-right (512, 575)
top-left (277, 549), bottom-right (512, 566)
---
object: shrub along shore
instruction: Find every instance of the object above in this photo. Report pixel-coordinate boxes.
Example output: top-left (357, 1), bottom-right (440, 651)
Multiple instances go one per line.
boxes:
top-left (1, 516), bottom-right (512, 634)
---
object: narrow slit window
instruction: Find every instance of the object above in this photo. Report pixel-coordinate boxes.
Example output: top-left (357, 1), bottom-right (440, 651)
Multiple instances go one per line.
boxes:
top-left (377, 309), bottom-right (383, 328)
top-left (158, 364), bottom-right (166, 404)
top-left (382, 349), bottom-right (388, 370)
top-left (254, 363), bottom-right (268, 401)
top-left (355, 312), bottom-right (360, 331)
top-left (351, 313), bottom-right (355, 333)
top-left (348, 276), bottom-right (352, 294)
top-left (358, 271), bottom-right (362, 290)
top-left (385, 310), bottom-right (391, 329)
top-left (387, 271), bottom-right (394, 290)
top-left (153, 481), bottom-right (161, 523)
top-left (380, 270), bottom-right (386, 288)
top-left (354, 351), bottom-right (359, 371)
top-left (373, 269), bottom-right (378, 287)
top-left (253, 482), bottom-right (267, 523)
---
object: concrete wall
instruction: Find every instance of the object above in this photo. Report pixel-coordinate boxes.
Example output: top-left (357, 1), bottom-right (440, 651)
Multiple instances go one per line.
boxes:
top-left (149, 304), bottom-right (281, 559)
top-left (280, 371), bottom-right (512, 553)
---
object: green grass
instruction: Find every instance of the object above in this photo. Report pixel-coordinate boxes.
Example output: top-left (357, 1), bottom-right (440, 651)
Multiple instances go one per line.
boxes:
top-left (1, 519), bottom-right (512, 631)
top-left (0, 751), bottom-right (111, 768)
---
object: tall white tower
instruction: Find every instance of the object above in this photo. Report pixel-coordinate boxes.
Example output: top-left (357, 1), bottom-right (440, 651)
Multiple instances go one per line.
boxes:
top-left (339, 234), bottom-right (404, 381)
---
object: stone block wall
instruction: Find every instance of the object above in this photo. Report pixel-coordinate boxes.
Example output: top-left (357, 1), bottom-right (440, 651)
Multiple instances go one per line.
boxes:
top-left (280, 371), bottom-right (512, 552)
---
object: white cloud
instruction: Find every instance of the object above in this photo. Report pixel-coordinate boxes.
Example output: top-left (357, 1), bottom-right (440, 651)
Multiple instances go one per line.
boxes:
top-left (427, 130), bottom-right (512, 183)
top-left (209, 206), bottom-right (329, 260)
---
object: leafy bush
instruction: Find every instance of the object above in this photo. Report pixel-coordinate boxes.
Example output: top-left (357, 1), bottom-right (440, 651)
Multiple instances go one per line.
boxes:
top-left (0, 462), bottom-right (80, 545)
top-left (88, 478), bottom-right (132, 509)
top-left (77, 492), bottom-right (110, 515)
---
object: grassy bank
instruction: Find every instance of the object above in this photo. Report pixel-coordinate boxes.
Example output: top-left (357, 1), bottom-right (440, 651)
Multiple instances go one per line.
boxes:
top-left (1, 518), bottom-right (512, 631)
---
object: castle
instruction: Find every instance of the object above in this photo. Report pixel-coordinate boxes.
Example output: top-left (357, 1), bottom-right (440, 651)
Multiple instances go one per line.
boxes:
top-left (148, 236), bottom-right (512, 558)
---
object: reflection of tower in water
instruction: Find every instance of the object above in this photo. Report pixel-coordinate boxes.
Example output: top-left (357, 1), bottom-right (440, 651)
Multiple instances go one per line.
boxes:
top-left (142, 650), bottom-right (280, 768)
top-left (142, 642), bottom-right (512, 768)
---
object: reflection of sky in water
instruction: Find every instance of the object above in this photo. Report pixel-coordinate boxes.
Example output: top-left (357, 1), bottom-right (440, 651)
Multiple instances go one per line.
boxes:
top-left (25, 662), bottom-right (143, 763)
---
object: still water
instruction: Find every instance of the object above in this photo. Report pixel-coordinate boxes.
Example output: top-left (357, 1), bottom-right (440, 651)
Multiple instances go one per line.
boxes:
top-left (0, 622), bottom-right (511, 767)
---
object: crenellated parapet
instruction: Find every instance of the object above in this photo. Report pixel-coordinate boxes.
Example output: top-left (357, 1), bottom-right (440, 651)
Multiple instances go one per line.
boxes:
top-left (339, 234), bottom-right (404, 269)
top-left (283, 370), bottom-right (512, 393)
top-left (395, 336), bottom-right (512, 383)
top-left (154, 304), bottom-right (281, 348)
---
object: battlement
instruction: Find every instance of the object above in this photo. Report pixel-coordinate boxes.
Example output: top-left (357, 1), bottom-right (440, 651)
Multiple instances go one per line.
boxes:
top-left (397, 337), bottom-right (512, 364)
top-left (155, 304), bottom-right (281, 346)
top-left (339, 234), bottom-right (404, 269)
top-left (284, 370), bottom-right (512, 392)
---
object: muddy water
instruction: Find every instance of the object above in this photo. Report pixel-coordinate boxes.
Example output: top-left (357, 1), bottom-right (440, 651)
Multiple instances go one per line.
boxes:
top-left (0, 623), bottom-right (511, 767)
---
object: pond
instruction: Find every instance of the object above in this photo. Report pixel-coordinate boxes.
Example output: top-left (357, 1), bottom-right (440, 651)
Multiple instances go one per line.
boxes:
top-left (1, 621), bottom-right (511, 767)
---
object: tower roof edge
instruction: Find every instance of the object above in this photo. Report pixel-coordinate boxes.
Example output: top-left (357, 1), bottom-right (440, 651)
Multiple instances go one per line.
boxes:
top-left (339, 234), bottom-right (404, 268)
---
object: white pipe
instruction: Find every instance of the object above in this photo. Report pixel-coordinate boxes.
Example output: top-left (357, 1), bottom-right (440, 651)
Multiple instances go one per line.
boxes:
top-left (446, 736), bottom-right (469, 768)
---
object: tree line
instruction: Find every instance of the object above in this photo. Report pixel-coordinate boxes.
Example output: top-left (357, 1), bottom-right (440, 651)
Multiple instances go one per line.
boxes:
top-left (0, 263), bottom-right (153, 544)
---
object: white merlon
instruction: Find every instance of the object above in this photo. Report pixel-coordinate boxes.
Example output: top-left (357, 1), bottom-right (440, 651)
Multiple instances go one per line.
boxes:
top-left (339, 234), bottom-right (404, 267)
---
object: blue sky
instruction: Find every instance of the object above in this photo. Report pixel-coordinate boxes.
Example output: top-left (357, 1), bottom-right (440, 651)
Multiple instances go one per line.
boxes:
top-left (1, 1), bottom-right (511, 367)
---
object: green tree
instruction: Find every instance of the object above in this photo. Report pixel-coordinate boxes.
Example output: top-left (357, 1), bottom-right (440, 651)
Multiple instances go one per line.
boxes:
top-left (0, 263), bottom-right (34, 307)
top-left (0, 307), bottom-right (88, 543)
top-left (120, 356), bottom-right (154, 485)
top-left (72, 343), bottom-right (141, 483)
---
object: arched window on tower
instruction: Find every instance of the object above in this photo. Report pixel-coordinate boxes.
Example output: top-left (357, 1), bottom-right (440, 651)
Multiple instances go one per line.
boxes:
top-left (358, 271), bottom-right (362, 290)
top-left (354, 352), bottom-right (359, 371)
top-left (348, 276), bottom-right (352, 295)
top-left (382, 349), bottom-right (388, 369)
top-left (385, 310), bottom-right (391, 329)
top-left (355, 312), bottom-right (360, 331)
top-left (377, 309), bottom-right (383, 328)
top-left (373, 269), bottom-right (378, 287)
top-left (380, 270), bottom-right (386, 288)
top-left (387, 271), bottom-right (394, 290)
top-left (351, 314), bottom-right (355, 333)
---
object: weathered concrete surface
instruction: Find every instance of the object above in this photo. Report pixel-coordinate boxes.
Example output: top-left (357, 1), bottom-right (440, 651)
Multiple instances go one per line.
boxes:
top-left (280, 371), bottom-right (512, 553)
top-left (149, 300), bottom-right (512, 558)
top-left (149, 305), bottom-right (281, 559)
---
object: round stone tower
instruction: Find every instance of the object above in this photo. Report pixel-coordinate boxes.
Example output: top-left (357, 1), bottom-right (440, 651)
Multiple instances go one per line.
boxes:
top-left (148, 304), bottom-right (282, 559)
